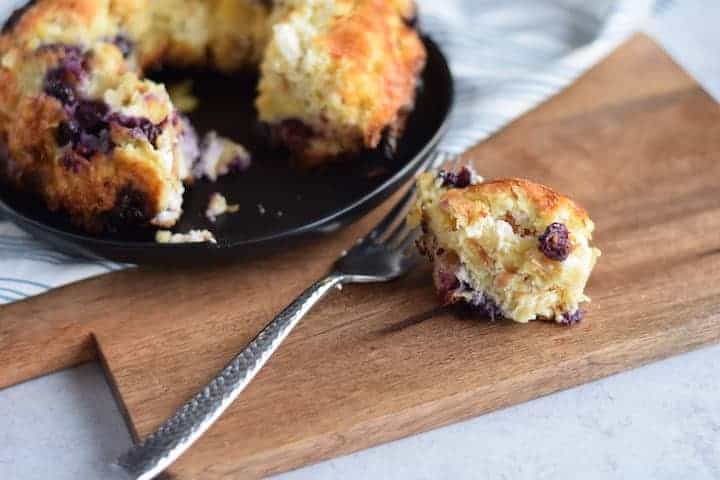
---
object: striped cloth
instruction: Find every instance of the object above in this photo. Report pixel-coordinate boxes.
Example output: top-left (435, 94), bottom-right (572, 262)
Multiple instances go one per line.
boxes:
top-left (0, 0), bottom-right (665, 305)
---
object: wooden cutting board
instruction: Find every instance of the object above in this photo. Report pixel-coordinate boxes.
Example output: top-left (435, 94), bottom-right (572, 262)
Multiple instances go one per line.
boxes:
top-left (1, 34), bottom-right (719, 478)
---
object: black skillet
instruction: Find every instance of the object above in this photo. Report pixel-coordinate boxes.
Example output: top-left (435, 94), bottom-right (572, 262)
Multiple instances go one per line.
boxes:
top-left (0, 37), bottom-right (453, 264)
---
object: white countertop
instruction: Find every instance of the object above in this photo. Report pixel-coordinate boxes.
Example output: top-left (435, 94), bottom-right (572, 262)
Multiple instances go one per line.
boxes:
top-left (2, 1), bottom-right (720, 479)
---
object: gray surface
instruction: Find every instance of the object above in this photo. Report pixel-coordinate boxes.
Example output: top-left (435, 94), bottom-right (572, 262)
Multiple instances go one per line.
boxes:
top-left (0, 364), bottom-right (133, 479)
top-left (2, 0), bottom-right (720, 479)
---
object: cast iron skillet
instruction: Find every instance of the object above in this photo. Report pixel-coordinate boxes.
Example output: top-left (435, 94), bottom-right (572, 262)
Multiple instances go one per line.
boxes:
top-left (0, 37), bottom-right (453, 264)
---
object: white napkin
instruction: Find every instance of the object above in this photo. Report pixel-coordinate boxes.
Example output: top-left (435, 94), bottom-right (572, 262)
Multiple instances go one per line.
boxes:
top-left (0, 0), bottom-right (666, 304)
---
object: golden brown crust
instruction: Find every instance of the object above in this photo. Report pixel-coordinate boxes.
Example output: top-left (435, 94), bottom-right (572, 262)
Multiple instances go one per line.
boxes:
top-left (325, 0), bottom-right (425, 147)
top-left (1, 0), bottom-right (107, 52)
top-left (442, 178), bottom-right (593, 234)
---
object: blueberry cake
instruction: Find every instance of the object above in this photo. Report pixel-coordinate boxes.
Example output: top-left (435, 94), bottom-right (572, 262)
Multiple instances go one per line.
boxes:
top-left (409, 169), bottom-right (601, 325)
top-left (0, 0), bottom-right (425, 232)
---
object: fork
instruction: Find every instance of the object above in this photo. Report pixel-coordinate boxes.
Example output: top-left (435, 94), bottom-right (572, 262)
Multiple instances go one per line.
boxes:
top-left (115, 151), bottom-right (459, 480)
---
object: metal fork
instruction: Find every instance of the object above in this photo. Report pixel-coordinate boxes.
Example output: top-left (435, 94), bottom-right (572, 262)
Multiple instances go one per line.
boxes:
top-left (115, 151), bottom-right (459, 480)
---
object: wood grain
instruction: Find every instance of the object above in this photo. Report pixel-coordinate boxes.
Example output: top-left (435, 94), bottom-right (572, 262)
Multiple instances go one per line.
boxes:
top-left (1, 34), bottom-right (720, 478)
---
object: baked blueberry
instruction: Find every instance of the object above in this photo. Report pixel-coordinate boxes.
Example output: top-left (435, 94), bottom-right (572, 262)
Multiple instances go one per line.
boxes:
top-left (538, 223), bottom-right (572, 261)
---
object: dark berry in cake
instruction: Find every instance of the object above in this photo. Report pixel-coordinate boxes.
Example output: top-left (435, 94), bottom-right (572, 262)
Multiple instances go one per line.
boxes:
top-left (111, 35), bottom-right (134, 58)
top-left (539, 222), bottom-right (572, 261)
top-left (42, 47), bottom-right (87, 106)
top-left (57, 100), bottom-right (114, 157)
top-left (466, 289), bottom-right (505, 321)
top-left (109, 113), bottom-right (164, 147)
top-left (75, 130), bottom-right (112, 157)
top-left (76, 100), bottom-right (110, 133)
top-left (276, 119), bottom-right (314, 153)
top-left (439, 167), bottom-right (473, 189)
top-left (103, 186), bottom-right (152, 232)
top-left (44, 67), bottom-right (78, 105)
top-left (559, 310), bottom-right (584, 326)
top-left (49, 45), bottom-right (86, 76)
top-left (56, 120), bottom-right (80, 146)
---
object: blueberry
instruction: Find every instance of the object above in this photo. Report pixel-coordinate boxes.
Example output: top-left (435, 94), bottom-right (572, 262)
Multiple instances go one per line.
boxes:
top-left (57, 48), bottom-right (86, 79)
top-left (44, 68), bottom-right (77, 105)
top-left (466, 290), bottom-right (505, 321)
top-left (108, 113), bottom-right (163, 147)
top-left (559, 310), bottom-right (584, 326)
top-left (42, 52), bottom-right (119, 158)
top-left (136, 119), bottom-right (162, 147)
top-left (75, 129), bottom-right (112, 157)
top-left (56, 120), bottom-right (79, 146)
top-left (439, 167), bottom-right (473, 188)
top-left (538, 223), bottom-right (571, 261)
top-left (111, 35), bottom-right (134, 58)
top-left (55, 100), bottom-right (114, 158)
top-left (75, 100), bottom-right (110, 133)
top-left (42, 47), bottom-right (87, 106)
top-left (103, 186), bottom-right (151, 232)
top-left (36, 44), bottom-right (83, 57)
top-left (276, 119), bottom-right (313, 152)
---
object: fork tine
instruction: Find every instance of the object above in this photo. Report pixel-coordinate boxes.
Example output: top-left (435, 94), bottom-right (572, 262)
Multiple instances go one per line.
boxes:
top-left (364, 184), bottom-right (416, 243)
top-left (430, 150), bottom-right (449, 169)
top-left (363, 150), bottom-right (464, 245)
top-left (385, 220), bottom-right (410, 247)
top-left (385, 153), bottom-right (465, 248)
top-left (396, 227), bottom-right (421, 253)
top-left (364, 150), bottom-right (449, 242)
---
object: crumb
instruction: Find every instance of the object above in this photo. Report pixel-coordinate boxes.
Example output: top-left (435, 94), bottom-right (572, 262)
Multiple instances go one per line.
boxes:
top-left (257, 204), bottom-right (266, 215)
top-left (155, 229), bottom-right (217, 244)
top-left (276, 210), bottom-right (284, 217)
top-left (206, 192), bottom-right (239, 222)
top-left (167, 80), bottom-right (199, 113)
top-left (193, 131), bottom-right (252, 181)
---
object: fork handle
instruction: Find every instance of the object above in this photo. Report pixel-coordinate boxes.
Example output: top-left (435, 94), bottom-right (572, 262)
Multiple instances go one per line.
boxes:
top-left (115, 273), bottom-right (345, 480)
